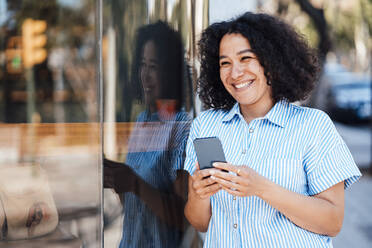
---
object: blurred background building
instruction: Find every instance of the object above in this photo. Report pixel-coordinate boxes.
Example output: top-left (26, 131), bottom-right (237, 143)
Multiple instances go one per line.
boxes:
top-left (0, 0), bottom-right (370, 247)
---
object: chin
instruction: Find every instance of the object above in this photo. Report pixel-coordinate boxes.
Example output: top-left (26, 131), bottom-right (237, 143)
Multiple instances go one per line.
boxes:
top-left (234, 96), bottom-right (256, 105)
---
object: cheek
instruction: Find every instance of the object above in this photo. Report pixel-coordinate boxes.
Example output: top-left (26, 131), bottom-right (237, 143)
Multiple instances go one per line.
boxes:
top-left (260, 70), bottom-right (268, 85)
top-left (219, 69), bottom-right (229, 85)
top-left (140, 68), bottom-right (148, 81)
top-left (148, 71), bottom-right (155, 80)
top-left (252, 63), bottom-right (267, 82)
top-left (151, 69), bottom-right (161, 80)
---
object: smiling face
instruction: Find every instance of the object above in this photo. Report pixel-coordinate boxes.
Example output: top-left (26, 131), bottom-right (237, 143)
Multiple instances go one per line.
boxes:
top-left (140, 40), bottom-right (161, 107)
top-left (219, 33), bottom-right (273, 115)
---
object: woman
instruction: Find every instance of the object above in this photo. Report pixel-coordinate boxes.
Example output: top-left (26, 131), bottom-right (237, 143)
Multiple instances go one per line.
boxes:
top-left (184, 12), bottom-right (361, 247)
top-left (104, 21), bottom-right (192, 247)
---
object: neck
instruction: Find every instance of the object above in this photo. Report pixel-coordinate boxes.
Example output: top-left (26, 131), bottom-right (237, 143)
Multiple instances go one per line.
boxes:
top-left (239, 99), bottom-right (274, 124)
top-left (146, 103), bottom-right (156, 114)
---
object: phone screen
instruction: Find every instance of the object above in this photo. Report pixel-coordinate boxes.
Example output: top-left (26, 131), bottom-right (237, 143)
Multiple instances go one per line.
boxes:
top-left (193, 137), bottom-right (226, 170)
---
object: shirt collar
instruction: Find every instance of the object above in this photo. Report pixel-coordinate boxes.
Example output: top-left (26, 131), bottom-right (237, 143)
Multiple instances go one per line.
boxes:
top-left (222, 102), bottom-right (241, 122)
top-left (264, 100), bottom-right (292, 128)
top-left (222, 100), bottom-right (293, 128)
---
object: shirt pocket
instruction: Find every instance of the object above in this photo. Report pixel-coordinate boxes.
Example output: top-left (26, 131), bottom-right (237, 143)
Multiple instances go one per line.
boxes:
top-left (255, 158), bottom-right (306, 193)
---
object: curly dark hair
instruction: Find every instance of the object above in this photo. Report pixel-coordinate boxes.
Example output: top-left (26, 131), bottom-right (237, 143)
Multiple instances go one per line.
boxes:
top-left (198, 12), bottom-right (320, 110)
top-left (131, 21), bottom-right (185, 110)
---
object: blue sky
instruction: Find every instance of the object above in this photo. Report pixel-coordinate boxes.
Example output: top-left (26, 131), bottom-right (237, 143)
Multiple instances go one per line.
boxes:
top-left (0, 0), bottom-right (7, 26)
top-left (57, 0), bottom-right (83, 8)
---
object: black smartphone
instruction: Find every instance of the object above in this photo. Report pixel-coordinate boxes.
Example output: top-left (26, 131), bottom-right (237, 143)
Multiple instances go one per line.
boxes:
top-left (193, 137), bottom-right (227, 170)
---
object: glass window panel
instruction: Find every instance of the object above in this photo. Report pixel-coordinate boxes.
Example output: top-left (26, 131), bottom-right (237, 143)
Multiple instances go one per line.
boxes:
top-left (0, 0), bottom-right (101, 247)
top-left (102, 0), bottom-right (208, 247)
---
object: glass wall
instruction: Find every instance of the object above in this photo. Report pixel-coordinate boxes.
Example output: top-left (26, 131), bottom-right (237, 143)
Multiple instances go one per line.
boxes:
top-left (0, 0), bottom-right (211, 247)
top-left (1, 0), bottom-right (370, 247)
top-left (102, 0), bottom-right (208, 247)
top-left (0, 0), bottom-right (101, 247)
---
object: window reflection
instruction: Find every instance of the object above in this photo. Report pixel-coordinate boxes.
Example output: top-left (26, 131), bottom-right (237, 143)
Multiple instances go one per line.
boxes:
top-left (103, 0), bottom-right (209, 246)
top-left (104, 21), bottom-right (194, 247)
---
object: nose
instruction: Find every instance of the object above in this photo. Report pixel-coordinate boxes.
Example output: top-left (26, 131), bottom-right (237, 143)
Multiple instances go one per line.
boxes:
top-left (231, 63), bottom-right (244, 79)
top-left (140, 65), bottom-right (149, 81)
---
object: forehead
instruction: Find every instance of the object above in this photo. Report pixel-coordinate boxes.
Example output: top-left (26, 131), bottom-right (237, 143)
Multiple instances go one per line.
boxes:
top-left (142, 40), bottom-right (157, 59)
top-left (219, 33), bottom-right (251, 55)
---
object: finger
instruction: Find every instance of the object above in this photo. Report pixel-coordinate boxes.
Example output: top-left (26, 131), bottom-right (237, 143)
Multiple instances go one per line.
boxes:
top-left (104, 159), bottom-right (122, 168)
top-left (220, 186), bottom-right (245, 197)
top-left (104, 170), bottom-right (114, 180)
top-left (193, 176), bottom-right (216, 190)
top-left (212, 170), bottom-right (248, 186)
top-left (211, 169), bottom-right (236, 181)
top-left (211, 176), bottom-right (243, 192)
top-left (103, 180), bottom-right (112, 187)
top-left (103, 176), bottom-right (114, 188)
top-left (214, 163), bottom-right (252, 178)
top-left (197, 183), bottom-right (221, 197)
top-left (200, 188), bottom-right (221, 199)
top-left (213, 162), bottom-right (239, 174)
top-left (193, 168), bottom-right (215, 180)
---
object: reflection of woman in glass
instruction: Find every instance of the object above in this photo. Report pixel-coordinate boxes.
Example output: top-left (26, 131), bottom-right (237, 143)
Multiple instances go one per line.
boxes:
top-left (104, 21), bottom-right (192, 247)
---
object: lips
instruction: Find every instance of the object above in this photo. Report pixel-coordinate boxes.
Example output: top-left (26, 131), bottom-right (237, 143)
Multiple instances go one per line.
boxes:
top-left (143, 85), bottom-right (154, 92)
top-left (234, 80), bottom-right (254, 89)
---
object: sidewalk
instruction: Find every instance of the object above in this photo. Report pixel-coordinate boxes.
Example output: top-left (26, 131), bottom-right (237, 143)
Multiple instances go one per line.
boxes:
top-left (333, 172), bottom-right (372, 248)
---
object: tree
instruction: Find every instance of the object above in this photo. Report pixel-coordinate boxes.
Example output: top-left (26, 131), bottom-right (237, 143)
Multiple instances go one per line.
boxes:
top-left (294, 0), bottom-right (331, 62)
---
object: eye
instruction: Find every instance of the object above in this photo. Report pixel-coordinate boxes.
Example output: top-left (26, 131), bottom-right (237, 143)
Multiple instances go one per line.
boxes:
top-left (149, 63), bottom-right (158, 69)
top-left (241, 56), bottom-right (253, 61)
top-left (219, 61), bottom-right (230, 67)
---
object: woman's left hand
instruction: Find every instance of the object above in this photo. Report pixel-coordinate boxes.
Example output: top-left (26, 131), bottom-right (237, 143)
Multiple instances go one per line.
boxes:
top-left (211, 162), bottom-right (267, 197)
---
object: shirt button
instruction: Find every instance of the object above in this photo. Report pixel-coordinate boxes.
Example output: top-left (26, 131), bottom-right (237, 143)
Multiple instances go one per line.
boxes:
top-left (249, 128), bottom-right (254, 133)
top-left (233, 196), bottom-right (236, 200)
top-left (242, 149), bottom-right (247, 154)
top-left (233, 224), bottom-right (237, 228)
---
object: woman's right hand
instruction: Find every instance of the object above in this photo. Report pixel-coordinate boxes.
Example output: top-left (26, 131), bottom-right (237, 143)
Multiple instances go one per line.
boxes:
top-left (185, 162), bottom-right (220, 232)
top-left (103, 158), bottom-right (136, 193)
top-left (190, 162), bottom-right (221, 199)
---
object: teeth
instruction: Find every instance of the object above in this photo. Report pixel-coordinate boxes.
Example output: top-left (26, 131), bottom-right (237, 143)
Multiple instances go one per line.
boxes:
top-left (235, 83), bottom-right (248, 89)
top-left (235, 80), bottom-right (253, 89)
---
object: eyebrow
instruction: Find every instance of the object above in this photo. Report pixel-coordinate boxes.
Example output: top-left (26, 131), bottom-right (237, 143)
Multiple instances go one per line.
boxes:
top-left (141, 58), bottom-right (159, 63)
top-left (237, 49), bottom-right (254, 55)
top-left (219, 49), bottom-right (254, 59)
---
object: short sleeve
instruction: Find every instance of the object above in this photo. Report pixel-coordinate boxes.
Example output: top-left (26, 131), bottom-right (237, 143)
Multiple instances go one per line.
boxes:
top-left (303, 111), bottom-right (362, 195)
top-left (183, 117), bottom-right (200, 175)
top-left (173, 113), bottom-right (192, 164)
top-left (167, 112), bottom-right (192, 180)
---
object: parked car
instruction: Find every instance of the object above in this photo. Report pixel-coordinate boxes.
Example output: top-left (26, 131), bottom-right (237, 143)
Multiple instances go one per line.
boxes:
top-left (311, 64), bottom-right (371, 125)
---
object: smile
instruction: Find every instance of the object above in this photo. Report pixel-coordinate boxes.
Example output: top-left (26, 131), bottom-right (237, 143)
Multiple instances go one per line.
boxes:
top-left (144, 86), bottom-right (153, 92)
top-left (234, 80), bottom-right (254, 89)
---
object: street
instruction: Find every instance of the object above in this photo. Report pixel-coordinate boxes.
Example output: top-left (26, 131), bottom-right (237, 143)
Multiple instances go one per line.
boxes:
top-left (334, 122), bottom-right (371, 169)
top-left (333, 173), bottom-right (372, 248)
top-left (320, 122), bottom-right (372, 247)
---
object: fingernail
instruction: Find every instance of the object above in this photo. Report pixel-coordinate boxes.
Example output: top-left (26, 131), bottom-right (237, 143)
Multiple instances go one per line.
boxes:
top-left (213, 162), bottom-right (218, 167)
top-left (211, 176), bottom-right (215, 180)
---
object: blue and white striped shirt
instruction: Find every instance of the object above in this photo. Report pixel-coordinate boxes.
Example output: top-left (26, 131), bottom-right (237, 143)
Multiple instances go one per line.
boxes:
top-left (184, 100), bottom-right (361, 248)
top-left (120, 110), bottom-right (191, 248)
